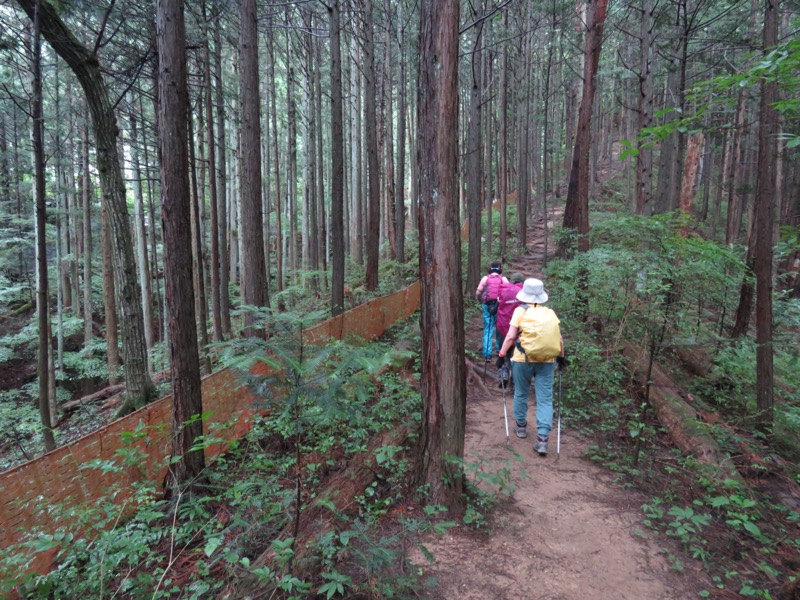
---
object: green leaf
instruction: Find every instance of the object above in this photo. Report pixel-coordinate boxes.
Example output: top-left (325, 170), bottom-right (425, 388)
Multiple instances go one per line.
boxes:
top-left (742, 521), bottom-right (761, 537)
top-left (204, 535), bottom-right (223, 557)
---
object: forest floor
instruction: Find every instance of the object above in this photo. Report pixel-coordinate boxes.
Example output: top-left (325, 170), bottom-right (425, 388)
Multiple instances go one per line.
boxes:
top-left (408, 199), bottom-right (710, 598)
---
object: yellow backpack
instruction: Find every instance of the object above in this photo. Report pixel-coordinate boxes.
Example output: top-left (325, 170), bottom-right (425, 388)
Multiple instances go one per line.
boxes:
top-left (514, 304), bottom-right (561, 361)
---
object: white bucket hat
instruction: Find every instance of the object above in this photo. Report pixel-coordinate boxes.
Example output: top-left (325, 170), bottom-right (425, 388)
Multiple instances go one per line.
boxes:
top-left (516, 278), bottom-right (548, 304)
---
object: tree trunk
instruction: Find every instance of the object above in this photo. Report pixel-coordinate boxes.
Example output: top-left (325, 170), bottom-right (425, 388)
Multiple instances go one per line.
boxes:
top-left (635, 0), bottom-right (655, 215)
top-left (516, 23), bottom-right (530, 251)
top-left (499, 9), bottom-right (508, 257)
top-left (101, 193), bottom-right (119, 385)
top-left (203, 1), bottom-right (223, 342)
top-left (213, 23), bottom-right (232, 336)
top-left (156, 0), bottom-right (205, 487)
top-left (129, 108), bottom-right (154, 363)
top-left (350, 36), bottom-right (363, 266)
top-left (395, 7), bottom-right (407, 264)
top-left (752, 0), bottom-right (778, 433)
top-left (329, 0), bottom-right (345, 316)
top-left (363, 0), bottom-right (380, 291)
top-left (466, 7), bottom-right (484, 294)
top-left (188, 102), bottom-right (212, 374)
top-left (268, 31), bottom-right (284, 293)
top-left (417, 0), bottom-right (466, 512)
top-left (31, 0), bottom-right (56, 452)
top-left (239, 0), bottom-right (268, 332)
top-left (81, 118), bottom-right (93, 350)
top-left (562, 0), bottom-right (609, 254)
top-left (678, 132), bottom-right (704, 229)
top-left (16, 0), bottom-right (155, 410)
top-left (725, 90), bottom-right (748, 244)
top-left (286, 19), bottom-right (298, 277)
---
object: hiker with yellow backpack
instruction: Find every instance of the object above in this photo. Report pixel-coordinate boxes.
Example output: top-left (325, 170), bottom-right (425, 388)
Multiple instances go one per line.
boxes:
top-left (495, 278), bottom-right (567, 456)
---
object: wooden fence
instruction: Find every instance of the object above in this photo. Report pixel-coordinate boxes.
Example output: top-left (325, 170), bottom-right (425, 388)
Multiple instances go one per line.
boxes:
top-left (0, 281), bottom-right (420, 575)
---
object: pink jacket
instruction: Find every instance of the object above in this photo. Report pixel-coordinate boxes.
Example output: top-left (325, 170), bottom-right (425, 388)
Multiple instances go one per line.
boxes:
top-left (496, 282), bottom-right (524, 338)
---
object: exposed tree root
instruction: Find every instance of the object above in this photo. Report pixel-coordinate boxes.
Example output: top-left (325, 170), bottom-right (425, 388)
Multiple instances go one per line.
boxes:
top-left (465, 357), bottom-right (492, 397)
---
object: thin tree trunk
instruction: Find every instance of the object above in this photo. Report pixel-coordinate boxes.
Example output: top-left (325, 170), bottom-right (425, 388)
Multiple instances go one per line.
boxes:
top-left (269, 30), bottom-right (284, 293)
top-left (329, 0), bottom-right (345, 316)
top-left (188, 101), bottom-right (212, 373)
top-left (725, 90), bottom-right (748, 244)
top-left (363, 0), bottom-right (380, 291)
top-left (395, 4), bottom-right (406, 264)
top-left (32, 0), bottom-right (56, 452)
top-left (499, 10), bottom-right (508, 257)
top-left (81, 118), bottom-right (93, 349)
top-left (203, 0), bottom-right (223, 341)
top-left (678, 132), bottom-right (704, 227)
top-left (467, 7), bottom-right (484, 292)
top-left (129, 108), bottom-right (154, 364)
top-left (286, 20), bottom-right (298, 276)
top-left (101, 196), bottom-right (119, 385)
top-left (753, 0), bottom-right (778, 432)
top-left (562, 0), bottom-right (609, 254)
top-left (350, 36), bottom-right (363, 265)
top-left (214, 23), bottom-right (232, 336)
top-left (635, 0), bottom-right (655, 214)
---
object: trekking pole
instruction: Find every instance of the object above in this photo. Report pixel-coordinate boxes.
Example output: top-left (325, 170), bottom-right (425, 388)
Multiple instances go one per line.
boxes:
top-left (499, 365), bottom-right (509, 442)
top-left (556, 367), bottom-right (563, 461)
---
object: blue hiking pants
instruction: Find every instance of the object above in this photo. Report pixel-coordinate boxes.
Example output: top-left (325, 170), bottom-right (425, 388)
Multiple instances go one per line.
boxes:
top-left (481, 304), bottom-right (497, 359)
top-left (511, 360), bottom-right (556, 438)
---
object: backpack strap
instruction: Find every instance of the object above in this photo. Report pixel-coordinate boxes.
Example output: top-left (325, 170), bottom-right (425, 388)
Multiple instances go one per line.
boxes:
top-left (514, 304), bottom-right (530, 363)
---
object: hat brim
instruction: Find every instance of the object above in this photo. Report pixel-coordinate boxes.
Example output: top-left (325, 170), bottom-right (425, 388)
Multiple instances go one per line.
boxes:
top-left (516, 290), bottom-right (548, 304)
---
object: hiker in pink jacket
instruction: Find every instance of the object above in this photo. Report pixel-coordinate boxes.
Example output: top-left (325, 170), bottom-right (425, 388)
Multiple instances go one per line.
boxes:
top-left (496, 272), bottom-right (525, 341)
top-left (475, 261), bottom-right (508, 361)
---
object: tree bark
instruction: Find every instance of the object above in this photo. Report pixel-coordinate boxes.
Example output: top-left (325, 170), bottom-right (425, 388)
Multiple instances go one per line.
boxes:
top-left (499, 9), bottom-right (508, 257)
top-left (635, 0), bottom-right (655, 215)
top-left (101, 192), bottom-right (119, 385)
top-left (188, 102), bottom-right (212, 374)
top-left (466, 6), bottom-right (484, 294)
top-left (129, 107), bottom-right (154, 363)
top-left (239, 0), bottom-right (268, 332)
top-left (203, 0), bottom-right (223, 342)
top-left (753, 0), bottom-right (778, 433)
top-left (363, 0), bottom-right (380, 291)
top-left (16, 0), bottom-right (155, 411)
top-left (81, 118), bottom-right (93, 350)
top-left (156, 0), bottom-right (206, 487)
top-left (395, 5), bottom-right (407, 264)
top-left (31, 0), bottom-right (56, 452)
top-left (213, 23), bottom-right (232, 336)
top-left (562, 0), bottom-right (608, 254)
top-left (268, 30), bottom-right (284, 294)
top-left (417, 0), bottom-right (466, 512)
top-left (329, 0), bottom-right (345, 316)
top-left (678, 132), bottom-right (704, 230)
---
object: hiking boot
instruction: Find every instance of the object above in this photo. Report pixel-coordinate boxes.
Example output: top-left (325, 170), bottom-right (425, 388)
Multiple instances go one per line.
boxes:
top-left (535, 435), bottom-right (548, 456)
top-left (514, 422), bottom-right (527, 438)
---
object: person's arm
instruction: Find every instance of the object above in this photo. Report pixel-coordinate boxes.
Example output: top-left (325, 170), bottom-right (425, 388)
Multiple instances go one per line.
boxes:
top-left (498, 325), bottom-right (518, 357)
top-left (475, 275), bottom-right (487, 301)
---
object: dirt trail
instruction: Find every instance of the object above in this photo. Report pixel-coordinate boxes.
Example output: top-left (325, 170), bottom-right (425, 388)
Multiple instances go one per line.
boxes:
top-left (410, 210), bottom-right (705, 599)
